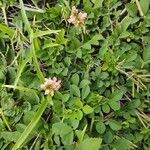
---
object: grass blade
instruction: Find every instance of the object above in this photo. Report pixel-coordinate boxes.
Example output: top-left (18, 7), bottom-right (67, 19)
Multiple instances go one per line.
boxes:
top-left (30, 31), bottom-right (45, 83)
top-left (14, 51), bottom-right (32, 87)
top-left (19, 0), bottom-right (32, 33)
top-left (33, 30), bottom-right (60, 38)
top-left (0, 24), bottom-right (15, 38)
top-left (12, 96), bottom-right (52, 150)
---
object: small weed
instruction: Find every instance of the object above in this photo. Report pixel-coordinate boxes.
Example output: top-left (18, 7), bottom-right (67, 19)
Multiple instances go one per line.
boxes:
top-left (0, 0), bottom-right (150, 150)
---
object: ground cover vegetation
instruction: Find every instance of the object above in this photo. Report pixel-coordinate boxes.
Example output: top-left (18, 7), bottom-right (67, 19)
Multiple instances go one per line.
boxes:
top-left (0, 0), bottom-right (150, 149)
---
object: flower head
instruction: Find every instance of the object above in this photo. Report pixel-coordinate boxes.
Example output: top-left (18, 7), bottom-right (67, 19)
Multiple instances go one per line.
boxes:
top-left (68, 6), bottom-right (87, 27)
top-left (68, 15), bottom-right (77, 24)
top-left (78, 12), bottom-right (87, 21)
top-left (41, 77), bottom-right (61, 96)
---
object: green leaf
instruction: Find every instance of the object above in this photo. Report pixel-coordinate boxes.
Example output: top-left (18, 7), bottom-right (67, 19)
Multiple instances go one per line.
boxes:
top-left (79, 79), bottom-right (90, 88)
top-left (77, 34), bottom-right (103, 51)
top-left (56, 29), bottom-right (67, 45)
top-left (7, 67), bottom-right (16, 85)
top-left (83, 0), bottom-right (93, 12)
top-left (75, 99), bottom-right (83, 108)
top-left (62, 67), bottom-right (68, 76)
top-left (64, 109), bottom-right (83, 121)
top-left (64, 57), bottom-right (71, 66)
top-left (110, 90), bottom-right (124, 102)
top-left (90, 34), bottom-right (103, 45)
top-left (96, 121), bottom-right (106, 134)
top-left (140, 0), bottom-right (150, 15)
top-left (61, 0), bottom-right (70, 10)
top-left (62, 94), bottom-right (70, 102)
top-left (109, 119), bottom-right (122, 131)
top-left (100, 72), bottom-right (109, 80)
top-left (126, 3), bottom-right (138, 17)
top-left (19, 70), bottom-right (38, 87)
top-left (104, 131), bottom-right (114, 144)
top-left (62, 131), bottom-right (73, 145)
top-left (70, 120), bottom-right (79, 129)
top-left (82, 43), bottom-right (91, 50)
top-left (92, 0), bottom-right (104, 9)
top-left (75, 125), bottom-right (87, 142)
top-left (73, 110), bottom-right (83, 120)
top-left (99, 40), bottom-right (108, 58)
top-left (22, 92), bottom-right (40, 104)
top-left (23, 111), bottom-right (35, 125)
top-left (0, 24), bottom-right (15, 38)
top-left (82, 105), bottom-right (93, 114)
top-left (126, 53), bottom-right (137, 62)
top-left (108, 101), bottom-right (120, 111)
top-left (70, 85), bottom-right (80, 97)
top-left (76, 49), bottom-right (82, 58)
top-left (71, 73), bottom-right (80, 85)
top-left (54, 135), bottom-right (60, 146)
top-left (121, 16), bottom-right (132, 32)
top-left (0, 119), bottom-right (5, 131)
top-left (82, 85), bottom-right (90, 100)
top-left (52, 122), bottom-right (72, 136)
top-left (52, 122), bottom-right (73, 145)
top-left (33, 30), bottom-right (60, 38)
top-left (1, 95), bottom-right (14, 110)
top-left (113, 138), bottom-right (131, 150)
top-left (79, 138), bottom-right (102, 150)
top-left (2, 131), bottom-right (21, 142)
top-left (42, 43), bottom-right (59, 49)
top-left (127, 99), bottom-right (141, 109)
top-left (143, 45), bottom-right (150, 61)
top-left (102, 104), bottom-right (110, 113)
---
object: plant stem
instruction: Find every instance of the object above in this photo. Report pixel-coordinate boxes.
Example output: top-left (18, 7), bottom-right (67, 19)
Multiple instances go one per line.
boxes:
top-left (2, 7), bottom-right (8, 25)
top-left (0, 108), bottom-right (12, 131)
top-left (135, 0), bottom-right (144, 17)
top-left (2, 85), bottom-right (38, 93)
